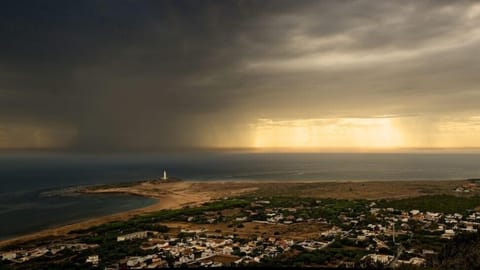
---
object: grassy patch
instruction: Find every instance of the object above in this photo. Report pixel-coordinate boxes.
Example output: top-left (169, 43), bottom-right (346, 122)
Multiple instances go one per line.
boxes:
top-left (377, 195), bottom-right (480, 214)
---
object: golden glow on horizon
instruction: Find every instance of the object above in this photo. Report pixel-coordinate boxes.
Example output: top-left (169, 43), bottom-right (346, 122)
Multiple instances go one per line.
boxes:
top-left (2, 117), bottom-right (480, 151)
top-left (252, 118), bottom-right (404, 149)
top-left (248, 116), bottom-right (480, 150)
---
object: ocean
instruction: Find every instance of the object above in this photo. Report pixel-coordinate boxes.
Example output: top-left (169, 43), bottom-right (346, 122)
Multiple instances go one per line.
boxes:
top-left (1, 152), bottom-right (480, 240)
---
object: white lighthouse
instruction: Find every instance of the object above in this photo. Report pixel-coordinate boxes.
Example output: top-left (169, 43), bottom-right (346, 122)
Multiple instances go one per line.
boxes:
top-left (162, 170), bottom-right (168, 181)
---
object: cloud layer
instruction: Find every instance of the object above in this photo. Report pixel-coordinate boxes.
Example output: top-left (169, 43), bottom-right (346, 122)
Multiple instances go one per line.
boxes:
top-left (1, 0), bottom-right (479, 151)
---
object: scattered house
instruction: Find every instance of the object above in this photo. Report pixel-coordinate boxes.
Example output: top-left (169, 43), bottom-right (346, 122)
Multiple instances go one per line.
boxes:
top-left (6, 195), bottom-right (480, 268)
top-left (125, 255), bottom-right (156, 268)
top-left (86, 255), bottom-right (100, 266)
top-left (422, 249), bottom-right (437, 256)
top-left (410, 210), bottom-right (420, 216)
top-left (455, 183), bottom-right (477, 193)
top-left (357, 235), bottom-right (367, 241)
top-left (235, 217), bottom-right (248, 222)
top-left (397, 257), bottom-right (426, 267)
top-left (222, 246), bottom-right (233, 255)
top-left (1, 252), bottom-right (17, 261)
top-left (178, 254), bottom-right (194, 264)
top-left (410, 257), bottom-right (427, 266)
top-left (255, 200), bottom-right (271, 205)
top-left (180, 228), bottom-right (206, 234)
top-left (342, 260), bottom-right (356, 268)
top-left (425, 212), bottom-right (441, 221)
top-left (117, 231), bottom-right (149, 242)
top-left (441, 229), bottom-right (456, 239)
top-left (207, 218), bottom-right (216, 224)
top-left (361, 254), bottom-right (394, 265)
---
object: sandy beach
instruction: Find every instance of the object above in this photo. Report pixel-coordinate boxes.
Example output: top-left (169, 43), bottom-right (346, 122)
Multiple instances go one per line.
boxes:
top-left (0, 179), bottom-right (472, 248)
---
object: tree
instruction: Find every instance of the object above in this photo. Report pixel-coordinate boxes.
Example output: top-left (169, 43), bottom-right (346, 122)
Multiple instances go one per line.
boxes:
top-left (438, 231), bottom-right (480, 269)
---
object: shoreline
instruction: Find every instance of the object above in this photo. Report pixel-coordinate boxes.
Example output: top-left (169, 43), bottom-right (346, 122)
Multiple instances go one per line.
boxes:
top-left (0, 178), bottom-right (473, 249)
top-left (0, 181), bottom-right (216, 248)
top-left (0, 193), bottom-right (157, 241)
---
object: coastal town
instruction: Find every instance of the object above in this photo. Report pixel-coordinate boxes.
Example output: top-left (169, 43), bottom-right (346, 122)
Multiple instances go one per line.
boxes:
top-left (2, 181), bottom-right (480, 269)
top-left (3, 0), bottom-right (480, 268)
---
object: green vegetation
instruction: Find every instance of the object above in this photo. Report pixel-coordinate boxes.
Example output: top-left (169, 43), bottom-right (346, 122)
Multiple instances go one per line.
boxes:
top-left (262, 196), bottom-right (316, 207)
top-left (438, 231), bottom-right (480, 270)
top-left (72, 220), bottom-right (168, 237)
top-left (411, 234), bottom-right (448, 253)
top-left (377, 195), bottom-right (480, 214)
top-left (72, 198), bottom-right (248, 236)
top-left (138, 198), bottom-right (249, 222)
top-left (7, 194), bottom-right (480, 269)
top-left (0, 261), bottom-right (11, 270)
top-left (261, 248), bottom-right (367, 267)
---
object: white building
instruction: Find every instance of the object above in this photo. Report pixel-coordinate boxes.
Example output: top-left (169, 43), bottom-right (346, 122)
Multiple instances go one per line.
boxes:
top-left (362, 254), bottom-right (394, 265)
top-left (441, 229), bottom-right (456, 239)
top-left (117, 231), bottom-right (149, 242)
top-left (410, 210), bottom-right (420, 216)
top-left (1, 252), bottom-right (17, 261)
top-left (86, 255), bottom-right (100, 266)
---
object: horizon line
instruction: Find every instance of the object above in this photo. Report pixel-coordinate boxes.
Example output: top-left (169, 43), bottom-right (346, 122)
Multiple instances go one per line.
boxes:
top-left (2, 146), bottom-right (480, 155)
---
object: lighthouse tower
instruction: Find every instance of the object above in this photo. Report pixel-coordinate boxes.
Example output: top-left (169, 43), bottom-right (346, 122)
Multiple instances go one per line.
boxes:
top-left (162, 170), bottom-right (168, 181)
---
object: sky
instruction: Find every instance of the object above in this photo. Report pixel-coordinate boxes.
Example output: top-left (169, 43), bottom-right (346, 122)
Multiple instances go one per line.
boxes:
top-left (1, 0), bottom-right (480, 152)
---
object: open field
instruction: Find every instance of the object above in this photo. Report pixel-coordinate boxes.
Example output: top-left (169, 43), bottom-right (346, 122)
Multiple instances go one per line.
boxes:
top-left (0, 179), bottom-right (475, 248)
top-left (84, 179), bottom-right (476, 200)
top-left (160, 220), bottom-right (331, 241)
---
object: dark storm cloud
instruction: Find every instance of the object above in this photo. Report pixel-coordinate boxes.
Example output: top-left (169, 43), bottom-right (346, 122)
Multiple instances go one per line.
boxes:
top-left (1, 0), bottom-right (479, 150)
